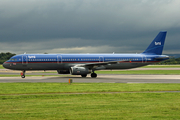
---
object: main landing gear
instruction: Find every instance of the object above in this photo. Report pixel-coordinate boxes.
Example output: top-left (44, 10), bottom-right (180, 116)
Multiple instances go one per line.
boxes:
top-left (91, 72), bottom-right (97, 78)
top-left (80, 73), bottom-right (97, 78)
top-left (21, 70), bottom-right (26, 78)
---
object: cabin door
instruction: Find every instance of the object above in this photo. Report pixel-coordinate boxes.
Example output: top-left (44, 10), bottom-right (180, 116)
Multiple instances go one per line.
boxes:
top-left (57, 55), bottom-right (62, 64)
top-left (99, 56), bottom-right (104, 62)
top-left (22, 55), bottom-right (28, 64)
top-left (142, 55), bottom-right (147, 63)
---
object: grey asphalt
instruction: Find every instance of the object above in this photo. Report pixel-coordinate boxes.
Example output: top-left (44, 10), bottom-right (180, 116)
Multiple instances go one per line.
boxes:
top-left (0, 74), bottom-right (180, 83)
top-left (0, 68), bottom-right (180, 83)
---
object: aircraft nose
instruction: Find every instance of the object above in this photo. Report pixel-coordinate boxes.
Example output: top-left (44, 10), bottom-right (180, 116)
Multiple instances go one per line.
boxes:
top-left (3, 62), bottom-right (9, 69)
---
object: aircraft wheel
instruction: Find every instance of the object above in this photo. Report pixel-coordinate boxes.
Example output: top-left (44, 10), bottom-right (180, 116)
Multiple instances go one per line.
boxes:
top-left (21, 71), bottom-right (26, 78)
top-left (81, 74), bottom-right (87, 78)
top-left (91, 73), bottom-right (97, 78)
top-left (21, 75), bottom-right (25, 78)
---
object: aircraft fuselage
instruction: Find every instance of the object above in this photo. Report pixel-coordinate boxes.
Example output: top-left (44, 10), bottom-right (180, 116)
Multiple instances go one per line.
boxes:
top-left (3, 53), bottom-right (168, 70)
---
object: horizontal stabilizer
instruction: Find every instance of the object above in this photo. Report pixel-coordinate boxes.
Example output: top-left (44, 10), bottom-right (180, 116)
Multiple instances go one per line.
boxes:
top-left (154, 56), bottom-right (169, 60)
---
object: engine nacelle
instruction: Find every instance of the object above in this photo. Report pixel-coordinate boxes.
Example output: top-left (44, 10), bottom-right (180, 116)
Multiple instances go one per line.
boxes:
top-left (57, 70), bottom-right (70, 74)
top-left (70, 67), bottom-right (91, 75)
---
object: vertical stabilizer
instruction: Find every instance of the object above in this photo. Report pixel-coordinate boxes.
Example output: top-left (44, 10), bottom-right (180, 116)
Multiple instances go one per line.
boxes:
top-left (142, 31), bottom-right (167, 55)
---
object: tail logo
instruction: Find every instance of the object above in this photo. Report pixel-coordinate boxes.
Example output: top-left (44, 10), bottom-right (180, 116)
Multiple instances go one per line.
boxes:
top-left (155, 42), bottom-right (161, 45)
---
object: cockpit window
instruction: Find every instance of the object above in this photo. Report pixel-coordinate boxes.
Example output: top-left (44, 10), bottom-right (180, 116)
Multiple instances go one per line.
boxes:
top-left (9, 58), bottom-right (17, 61)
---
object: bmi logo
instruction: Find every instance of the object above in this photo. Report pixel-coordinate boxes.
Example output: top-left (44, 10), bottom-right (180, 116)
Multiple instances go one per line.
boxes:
top-left (28, 56), bottom-right (36, 58)
top-left (155, 42), bottom-right (161, 45)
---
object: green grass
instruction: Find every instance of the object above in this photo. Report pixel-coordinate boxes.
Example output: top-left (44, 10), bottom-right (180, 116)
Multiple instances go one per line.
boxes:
top-left (96, 70), bottom-right (180, 75)
top-left (0, 83), bottom-right (180, 95)
top-left (0, 65), bottom-right (4, 69)
top-left (141, 65), bottom-right (180, 68)
top-left (1, 93), bottom-right (180, 120)
top-left (0, 83), bottom-right (180, 119)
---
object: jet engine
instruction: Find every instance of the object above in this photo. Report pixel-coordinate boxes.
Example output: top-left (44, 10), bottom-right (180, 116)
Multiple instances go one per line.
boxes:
top-left (70, 67), bottom-right (91, 75)
top-left (57, 70), bottom-right (70, 74)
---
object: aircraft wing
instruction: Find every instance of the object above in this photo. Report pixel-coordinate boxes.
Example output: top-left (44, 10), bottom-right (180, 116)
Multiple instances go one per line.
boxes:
top-left (74, 60), bottom-right (131, 69)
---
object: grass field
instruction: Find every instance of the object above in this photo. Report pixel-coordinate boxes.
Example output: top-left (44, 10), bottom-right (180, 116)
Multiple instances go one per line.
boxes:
top-left (0, 83), bottom-right (180, 120)
top-left (0, 65), bottom-right (4, 69)
top-left (141, 65), bottom-right (180, 68)
top-left (1, 83), bottom-right (180, 94)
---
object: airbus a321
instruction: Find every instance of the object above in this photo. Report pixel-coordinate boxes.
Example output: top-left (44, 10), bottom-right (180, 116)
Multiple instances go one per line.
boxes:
top-left (3, 31), bottom-right (169, 78)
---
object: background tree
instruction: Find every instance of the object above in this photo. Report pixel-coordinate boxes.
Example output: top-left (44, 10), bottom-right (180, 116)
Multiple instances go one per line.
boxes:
top-left (0, 52), bottom-right (16, 64)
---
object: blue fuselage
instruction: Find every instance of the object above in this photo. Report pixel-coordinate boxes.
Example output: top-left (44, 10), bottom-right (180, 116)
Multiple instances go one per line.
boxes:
top-left (3, 53), bottom-right (169, 71)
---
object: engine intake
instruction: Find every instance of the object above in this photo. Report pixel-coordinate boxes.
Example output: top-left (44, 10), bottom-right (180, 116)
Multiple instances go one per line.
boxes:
top-left (70, 67), bottom-right (91, 75)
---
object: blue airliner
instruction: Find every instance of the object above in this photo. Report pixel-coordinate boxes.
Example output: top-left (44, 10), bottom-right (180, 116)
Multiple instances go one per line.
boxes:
top-left (3, 31), bottom-right (169, 78)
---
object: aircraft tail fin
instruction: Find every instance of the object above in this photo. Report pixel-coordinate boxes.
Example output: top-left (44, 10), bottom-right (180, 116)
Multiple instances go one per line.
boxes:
top-left (142, 31), bottom-right (167, 55)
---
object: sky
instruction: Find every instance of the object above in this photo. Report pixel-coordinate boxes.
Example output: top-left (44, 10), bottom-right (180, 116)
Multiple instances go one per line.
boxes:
top-left (0, 0), bottom-right (180, 54)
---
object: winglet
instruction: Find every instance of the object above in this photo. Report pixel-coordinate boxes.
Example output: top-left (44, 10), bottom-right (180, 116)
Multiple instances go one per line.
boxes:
top-left (142, 31), bottom-right (167, 55)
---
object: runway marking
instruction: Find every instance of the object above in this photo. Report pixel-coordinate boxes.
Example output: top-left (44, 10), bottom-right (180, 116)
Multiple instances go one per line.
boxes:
top-left (1, 91), bottom-right (180, 96)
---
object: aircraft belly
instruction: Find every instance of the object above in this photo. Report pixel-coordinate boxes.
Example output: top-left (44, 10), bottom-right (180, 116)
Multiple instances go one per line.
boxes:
top-left (13, 63), bottom-right (64, 70)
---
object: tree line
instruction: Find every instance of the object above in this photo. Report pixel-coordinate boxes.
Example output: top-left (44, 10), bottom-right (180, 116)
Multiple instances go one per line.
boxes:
top-left (0, 52), bottom-right (16, 64)
top-left (154, 57), bottom-right (180, 65)
top-left (0, 52), bottom-right (180, 65)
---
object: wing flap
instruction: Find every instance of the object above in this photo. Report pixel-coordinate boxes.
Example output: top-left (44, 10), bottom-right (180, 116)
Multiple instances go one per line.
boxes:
top-left (75, 60), bottom-right (130, 68)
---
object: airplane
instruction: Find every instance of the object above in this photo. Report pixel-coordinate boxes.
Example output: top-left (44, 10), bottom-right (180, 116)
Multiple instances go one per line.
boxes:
top-left (3, 31), bottom-right (169, 78)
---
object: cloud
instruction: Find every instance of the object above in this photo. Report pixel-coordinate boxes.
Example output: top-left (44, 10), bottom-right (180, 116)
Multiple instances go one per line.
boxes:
top-left (0, 38), bottom-right (140, 54)
top-left (0, 0), bottom-right (180, 54)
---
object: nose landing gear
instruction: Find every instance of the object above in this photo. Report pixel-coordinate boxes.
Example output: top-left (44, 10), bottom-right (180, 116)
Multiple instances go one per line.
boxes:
top-left (21, 70), bottom-right (26, 78)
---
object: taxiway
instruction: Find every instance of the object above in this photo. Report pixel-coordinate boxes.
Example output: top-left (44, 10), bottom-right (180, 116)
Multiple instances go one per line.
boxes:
top-left (0, 74), bottom-right (180, 83)
top-left (0, 68), bottom-right (180, 83)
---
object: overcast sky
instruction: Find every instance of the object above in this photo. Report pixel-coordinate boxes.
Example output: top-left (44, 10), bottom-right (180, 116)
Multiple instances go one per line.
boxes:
top-left (0, 0), bottom-right (180, 54)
